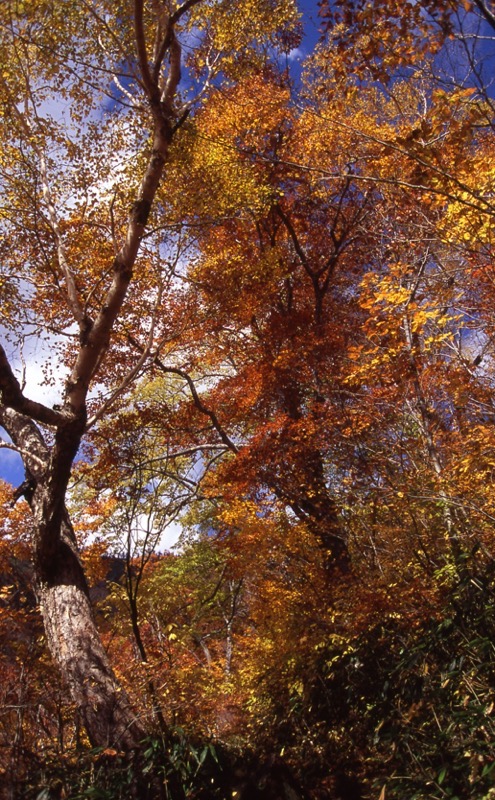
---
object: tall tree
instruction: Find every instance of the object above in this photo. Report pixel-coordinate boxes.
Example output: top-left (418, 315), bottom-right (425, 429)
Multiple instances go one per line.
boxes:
top-left (0, 0), bottom-right (299, 748)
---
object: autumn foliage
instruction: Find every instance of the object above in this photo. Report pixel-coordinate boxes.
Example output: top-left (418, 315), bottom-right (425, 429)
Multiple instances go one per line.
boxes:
top-left (1, 0), bottom-right (495, 798)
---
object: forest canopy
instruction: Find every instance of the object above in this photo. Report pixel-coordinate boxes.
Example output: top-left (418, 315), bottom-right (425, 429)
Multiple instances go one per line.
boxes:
top-left (1, 0), bottom-right (495, 798)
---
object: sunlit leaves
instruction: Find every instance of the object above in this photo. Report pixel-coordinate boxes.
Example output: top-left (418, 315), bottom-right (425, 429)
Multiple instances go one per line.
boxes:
top-left (2, 0), bottom-right (495, 793)
top-left (188, 0), bottom-right (300, 79)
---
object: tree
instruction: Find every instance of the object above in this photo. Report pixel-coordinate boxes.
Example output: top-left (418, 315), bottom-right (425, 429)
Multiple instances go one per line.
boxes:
top-left (2, 0), bottom-right (495, 795)
top-left (151, 1), bottom-right (495, 586)
top-left (0, 0), bottom-right (299, 750)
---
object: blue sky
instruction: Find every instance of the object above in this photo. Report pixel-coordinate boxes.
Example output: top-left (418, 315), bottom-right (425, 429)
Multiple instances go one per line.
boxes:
top-left (0, 443), bottom-right (24, 487)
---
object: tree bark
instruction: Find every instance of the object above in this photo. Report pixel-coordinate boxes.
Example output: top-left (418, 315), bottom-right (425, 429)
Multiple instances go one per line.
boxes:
top-left (38, 517), bottom-right (145, 749)
top-left (288, 453), bottom-right (351, 578)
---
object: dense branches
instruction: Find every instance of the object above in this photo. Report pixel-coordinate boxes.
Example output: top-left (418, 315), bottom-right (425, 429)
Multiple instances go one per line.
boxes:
top-left (1, 0), bottom-right (495, 796)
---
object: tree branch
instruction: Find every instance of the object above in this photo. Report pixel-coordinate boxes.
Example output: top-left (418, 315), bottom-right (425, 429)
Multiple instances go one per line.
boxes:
top-left (275, 204), bottom-right (314, 277)
top-left (0, 345), bottom-right (65, 427)
top-left (0, 406), bottom-right (49, 481)
top-left (134, 0), bottom-right (159, 103)
top-left (87, 283), bottom-right (165, 429)
top-left (170, 0), bottom-right (203, 25)
top-left (472, 0), bottom-right (495, 32)
top-left (0, 440), bottom-right (47, 471)
top-left (161, 30), bottom-right (182, 114)
top-left (153, 358), bottom-right (239, 454)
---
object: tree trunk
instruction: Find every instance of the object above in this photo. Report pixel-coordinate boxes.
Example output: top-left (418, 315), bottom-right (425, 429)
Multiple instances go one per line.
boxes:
top-left (37, 517), bottom-right (144, 749)
top-left (290, 482), bottom-right (351, 578)
top-left (0, 408), bottom-right (145, 749)
top-left (266, 375), bottom-right (352, 577)
top-left (0, 3), bottom-right (191, 752)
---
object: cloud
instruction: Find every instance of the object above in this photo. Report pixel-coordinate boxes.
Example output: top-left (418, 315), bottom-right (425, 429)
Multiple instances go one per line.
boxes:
top-left (2, 326), bottom-right (67, 407)
top-left (158, 520), bottom-right (183, 552)
top-left (287, 47), bottom-right (304, 61)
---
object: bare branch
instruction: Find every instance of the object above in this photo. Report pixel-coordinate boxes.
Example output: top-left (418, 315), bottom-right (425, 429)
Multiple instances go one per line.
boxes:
top-left (276, 205), bottom-right (313, 276)
top-left (38, 151), bottom-right (89, 331)
top-left (170, 0), bottom-right (203, 26)
top-left (163, 444), bottom-right (229, 459)
top-left (161, 31), bottom-right (182, 114)
top-left (152, 0), bottom-right (202, 88)
top-left (472, 0), bottom-right (495, 32)
top-left (0, 440), bottom-right (47, 471)
top-left (87, 283), bottom-right (165, 428)
top-left (153, 358), bottom-right (239, 454)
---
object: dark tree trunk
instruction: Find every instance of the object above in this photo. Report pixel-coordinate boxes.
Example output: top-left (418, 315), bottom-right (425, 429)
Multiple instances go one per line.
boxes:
top-left (275, 377), bottom-right (351, 577)
top-left (0, 391), bottom-right (147, 750)
top-left (289, 465), bottom-right (351, 578)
